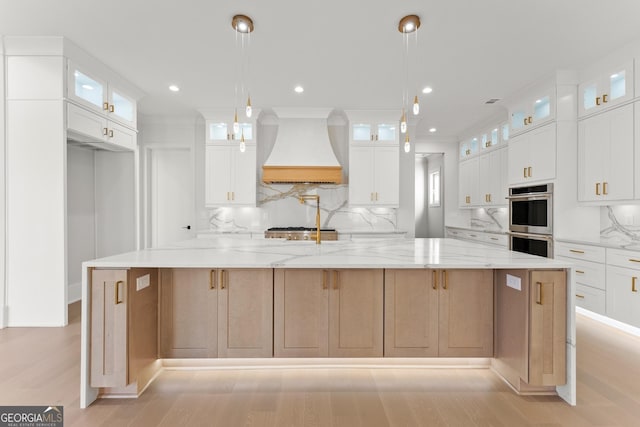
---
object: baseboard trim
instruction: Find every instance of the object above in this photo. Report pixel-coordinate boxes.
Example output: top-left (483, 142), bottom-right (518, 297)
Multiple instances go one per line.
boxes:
top-left (577, 307), bottom-right (640, 337)
top-left (68, 281), bottom-right (82, 304)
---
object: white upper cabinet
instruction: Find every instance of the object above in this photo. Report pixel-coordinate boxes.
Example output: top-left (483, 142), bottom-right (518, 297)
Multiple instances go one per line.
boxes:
top-left (207, 119), bottom-right (254, 142)
top-left (479, 147), bottom-right (508, 206)
top-left (349, 145), bottom-right (399, 207)
top-left (579, 59), bottom-right (634, 118)
top-left (508, 122), bottom-right (556, 185)
top-left (459, 136), bottom-right (479, 159)
top-left (509, 89), bottom-right (555, 135)
top-left (480, 127), bottom-right (500, 151)
top-left (205, 144), bottom-right (256, 207)
top-left (578, 103), bottom-right (634, 202)
top-left (350, 122), bottom-right (398, 144)
top-left (68, 61), bottom-right (137, 129)
top-left (458, 157), bottom-right (479, 207)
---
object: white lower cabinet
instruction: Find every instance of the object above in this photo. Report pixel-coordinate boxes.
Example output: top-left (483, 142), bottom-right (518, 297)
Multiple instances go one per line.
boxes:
top-left (508, 122), bottom-right (556, 185)
top-left (205, 143), bottom-right (256, 207)
top-left (606, 265), bottom-right (640, 328)
top-left (555, 242), bottom-right (606, 315)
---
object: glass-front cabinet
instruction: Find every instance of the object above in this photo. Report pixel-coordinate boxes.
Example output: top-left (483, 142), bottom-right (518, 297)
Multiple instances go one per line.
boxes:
top-left (509, 89), bottom-right (555, 135)
top-left (459, 137), bottom-right (479, 159)
top-left (480, 127), bottom-right (500, 150)
top-left (207, 121), bottom-right (254, 142)
top-left (578, 59), bottom-right (634, 117)
top-left (68, 61), bottom-right (137, 129)
top-left (350, 122), bottom-right (398, 143)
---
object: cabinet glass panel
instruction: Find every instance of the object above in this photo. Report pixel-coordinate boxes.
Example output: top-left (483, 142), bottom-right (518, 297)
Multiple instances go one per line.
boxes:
top-left (237, 123), bottom-right (253, 140)
top-left (491, 128), bottom-right (499, 146)
top-left (377, 123), bottom-right (396, 141)
top-left (353, 124), bottom-right (371, 141)
top-left (481, 133), bottom-right (489, 149)
top-left (209, 122), bottom-right (228, 140)
top-left (111, 91), bottom-right (134, 122)
top-left (583, 83), bottom-right (597, 111)
top-left (609, 71), bottom-right (626, 100)
top-left (460, 141), bottom-right (470, 158)
top-left (470, 137), bottom-right (479, 153)
top-left (73, 70), bottom-right (104, 108)
top-left (511, 110), bottom-right (526, 131)
top-left (501, 124), bottom-right (509, 142)
top-left (533, 96), bottom-right (550, 121)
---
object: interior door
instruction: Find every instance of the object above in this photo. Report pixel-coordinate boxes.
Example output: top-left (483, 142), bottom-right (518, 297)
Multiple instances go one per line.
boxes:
top-left (150, 147), bottom-right (195, 247)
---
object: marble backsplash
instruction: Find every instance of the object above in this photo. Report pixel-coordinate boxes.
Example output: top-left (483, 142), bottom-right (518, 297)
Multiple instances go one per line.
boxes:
top-left (206, 183), bottom-right (397, 233)
top-left (469, 208), bottom-right (509, 232)
top-left (601, 205), bottom-right (640, 243)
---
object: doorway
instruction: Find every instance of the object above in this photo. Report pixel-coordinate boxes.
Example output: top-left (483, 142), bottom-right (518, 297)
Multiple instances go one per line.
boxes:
top-left (146, 146), bottom-right (195, 248)
top-left (415, 153), bottom-right (444, 238)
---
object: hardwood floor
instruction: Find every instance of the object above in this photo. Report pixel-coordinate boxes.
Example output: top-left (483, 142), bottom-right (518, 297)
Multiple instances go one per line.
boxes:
top-left (1, 303), bottom-right (639, 426)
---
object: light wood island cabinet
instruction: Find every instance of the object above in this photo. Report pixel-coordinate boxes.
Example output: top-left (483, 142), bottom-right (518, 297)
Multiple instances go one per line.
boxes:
top-left (274, 269), bottom-right (384, 357)
top-left (159, 268), bottom-right (273, 358)
top-left (384, 269), bottom-right (493, 357)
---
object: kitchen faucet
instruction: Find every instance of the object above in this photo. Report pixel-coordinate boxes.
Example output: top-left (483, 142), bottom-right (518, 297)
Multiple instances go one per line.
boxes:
top-left (298, 194), bottom-right (321, 244)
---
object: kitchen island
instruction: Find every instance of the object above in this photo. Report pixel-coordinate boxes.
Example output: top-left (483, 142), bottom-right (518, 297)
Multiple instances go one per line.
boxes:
top-left (80, 237), bottom-right (575, 407)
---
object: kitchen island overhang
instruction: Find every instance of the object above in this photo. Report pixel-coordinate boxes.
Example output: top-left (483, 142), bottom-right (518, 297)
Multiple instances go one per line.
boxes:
top-left (79, 237), bottom-right (576, 408)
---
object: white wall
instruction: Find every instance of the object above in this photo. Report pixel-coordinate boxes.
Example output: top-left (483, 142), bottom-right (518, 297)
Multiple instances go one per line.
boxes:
top-left (6, 55), bottom-right (67, 326)
top-left (67, 146), bottom-right (95, 303)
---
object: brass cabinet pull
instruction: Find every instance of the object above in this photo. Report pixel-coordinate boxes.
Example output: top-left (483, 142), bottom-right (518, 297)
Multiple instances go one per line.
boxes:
top-left (488, 194), bottom-right (492, 202)
top-left (523, 167), bottom-right (527, 178)
top-left (108, 129), bottom-right (114, 138)
top-left (442, 270), bottom-right (448, 290)
top-left (227, 133), bottom-right (230, 140)
top-left (602, 182), bottom-right (608, 195)
top-left (432, 270), bottom-right (437, 290)
top-left (333, 271), bottom-right (339, 290)
top-left (576, 294), bottom-right (585, 299)
top-left (375, 134), bottom-right (379, 141)
top-left (103, 102), bottom-right (109, 111)
top-left (595, 182), bottom-right (601, 195)
top-left (231, 192), bottom-right (235, 201)
top-left (322, 270), bottom-right (328, 290)
top-left (490, 237), bottom-right (499, 241)
top-left (595, 96), bottom-right (601, 106)
top-left (602, 94), bottom-right (608, 103)
top-left (370, 134), bottom-right (374, 141)
top-left (114, 280), bottom-right (124, 304)
top-left (210, 270), bottom-right (216, 289)
top-left (466, 149), bottom-right (471, 155)
top-left (109, 104), bottom-right (115, 113)
top-left (220, 270), bottom-right (226, 290)
top-left (629, 258), bottom-right (640, 263)
top-left (103, 127), bottom-right (108, 136)
top-left (523, 118), bottom-right (527, 126)
top-left (536, 281), bottom-right (543, 305)
top-left (569, 249), bottom-right (585, 254)
top-left (375, 192), bottom-right (379, 201)
top-left (632, 277), bottom-right (638, 293)
top-left (527, 116), bottom-right (533, 125)
top-left (575, 270), bottom-right (585, 274)
top-left (527, 166), bottom-right (532, 177)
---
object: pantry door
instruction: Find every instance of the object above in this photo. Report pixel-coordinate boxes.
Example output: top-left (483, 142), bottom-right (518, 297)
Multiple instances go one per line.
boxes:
top-left (149, 146), bottom-right (195, 247)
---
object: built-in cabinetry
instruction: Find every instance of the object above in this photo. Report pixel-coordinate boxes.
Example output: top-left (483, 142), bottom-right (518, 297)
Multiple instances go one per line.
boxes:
top-left (578, 103), bottom-right (634, 202)
top-left (204, 114), bottom-right (258, 207)
top-left (158, 268), bottom-right (273, 358)
top-left (458, 157), bottom-right (479, 207)
top-left (384, 269), bottom-right (493, 357)
top-left (578, 59), bottom-right (634, 118)
top-left (66, 61), bottom-right (138, 151)
top-left (606, 249), bottom-right (640, 328)
top-left (508, 122), bottom-right (556, 185)
top-left (273, 269), bottom-right (384, 357)
top-left (555, 242), bottom-right (606, 315)
top-left (509, 89), bottom-right (555, 136)
top-left (494, 269), bottom-right (567, 390)
top-left (90, 268), bottom-right (158, 391)
top-left (346, 110), bottom-right (399, 207)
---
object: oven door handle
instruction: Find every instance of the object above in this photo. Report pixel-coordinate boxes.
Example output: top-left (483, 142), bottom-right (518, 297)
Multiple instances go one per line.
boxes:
top-left (507, 231), bottom-right (553, 241)
top-left (506, 193), bottom-right (552, 200)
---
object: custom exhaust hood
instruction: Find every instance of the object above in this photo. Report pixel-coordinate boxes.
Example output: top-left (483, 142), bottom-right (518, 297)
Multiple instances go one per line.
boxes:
top-left (262, 108), bottom-right (342, 184)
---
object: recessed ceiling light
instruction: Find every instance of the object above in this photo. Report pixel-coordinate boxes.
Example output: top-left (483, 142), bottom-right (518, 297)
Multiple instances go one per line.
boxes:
top-left (294, 85), bottom-right (304, 93)
top-left (429, 128), bottom-right (437, 133)
top-left (169, 85), bottom-right (180, 92)
top-left (422, 87), bottom-right (433, 94)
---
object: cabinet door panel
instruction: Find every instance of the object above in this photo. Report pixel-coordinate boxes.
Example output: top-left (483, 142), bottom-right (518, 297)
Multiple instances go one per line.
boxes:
top-left (529, 123), bottom-right (556, 182)
top-left (439, 269), bottom-right (493, 357)
top-left (274, 269), bottom-right (329, 357)
top-left (348, 146), bottom-right (375, 205)
top-left (384, 270), bottom-right (438, 357)
top-left (67, 102), bottom-right (107, 143)
top-left (507, 133), bottom-right (529, 185)
top-left (578, 114), bottom-right (607, 201)
top-left (231, 145), bottom-right (256, 206)
top-left (329, 269), bottom-right (383, 357)
top-left (606, 266), bottom-right (640, 328)
top-left (218, 269), bottom-right (273, 357)
top-left (158, 269), bottom-right (217, 358)
top-left (205, 145), bottom-right (231, 206)
top-left (529, 270), bottom-right (566, 386)
top-left (603, 104), bottom-right (634, 201)
top-left (90, 269), bottom-right (128, 388)
top-left (374, 146), bottom-right (399, 206)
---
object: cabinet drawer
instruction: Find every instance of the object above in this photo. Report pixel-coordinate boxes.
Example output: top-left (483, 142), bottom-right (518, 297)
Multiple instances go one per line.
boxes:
top-left (482, 233), bottom-right (508, 247)
top-left (556, 256), bottom-right (605, 290)
top-left (555, 242), bottom-right (605, 263)
top-left (575, 284), bottom-right (605, 315)
top-left (606, 248), bottom-right (640, 270)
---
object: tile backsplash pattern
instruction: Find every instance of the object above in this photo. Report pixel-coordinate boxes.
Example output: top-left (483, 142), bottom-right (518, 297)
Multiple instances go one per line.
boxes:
top-left (601, 205), bottom-right (640, 242)
top-left (207, 183), bottom-right (397, 232)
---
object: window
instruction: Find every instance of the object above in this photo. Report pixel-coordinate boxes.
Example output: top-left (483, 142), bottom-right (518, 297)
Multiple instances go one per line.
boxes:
top-left (429, 169), bottom-right (440, 207)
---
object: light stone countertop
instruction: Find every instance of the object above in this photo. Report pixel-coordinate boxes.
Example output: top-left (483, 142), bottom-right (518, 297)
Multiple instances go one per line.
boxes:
top-left (84, 237), bottom-right (570, 270)
top-left (555, 236), bottom-right (640, 252)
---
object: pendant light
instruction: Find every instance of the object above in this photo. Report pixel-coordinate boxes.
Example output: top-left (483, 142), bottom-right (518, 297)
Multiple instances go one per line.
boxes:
top-left (398, 14), bottom-right (421, 151)
top-left (239, 129), bottom-right (246, 153)
top-left (231, 14), bottom-right (254, 149)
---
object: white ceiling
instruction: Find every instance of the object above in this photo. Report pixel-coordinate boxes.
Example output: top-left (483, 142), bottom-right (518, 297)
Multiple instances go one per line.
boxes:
top-left (3, 0), bottom-right (640, 138)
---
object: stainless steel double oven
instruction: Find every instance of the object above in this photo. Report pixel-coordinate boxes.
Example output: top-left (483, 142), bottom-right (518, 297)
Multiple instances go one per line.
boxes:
top-left (508, 183), bottom-right (553, 258)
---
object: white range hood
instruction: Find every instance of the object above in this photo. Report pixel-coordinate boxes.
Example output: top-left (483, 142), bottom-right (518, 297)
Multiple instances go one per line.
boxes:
top-left (262, 108), bottom-right (342, 184)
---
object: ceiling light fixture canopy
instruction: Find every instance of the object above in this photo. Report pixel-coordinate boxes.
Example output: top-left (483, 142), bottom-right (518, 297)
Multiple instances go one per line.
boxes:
top-left (232, 14), bottom-right (254, 33)
top-left (398, 14), bottom-right (421, 33)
